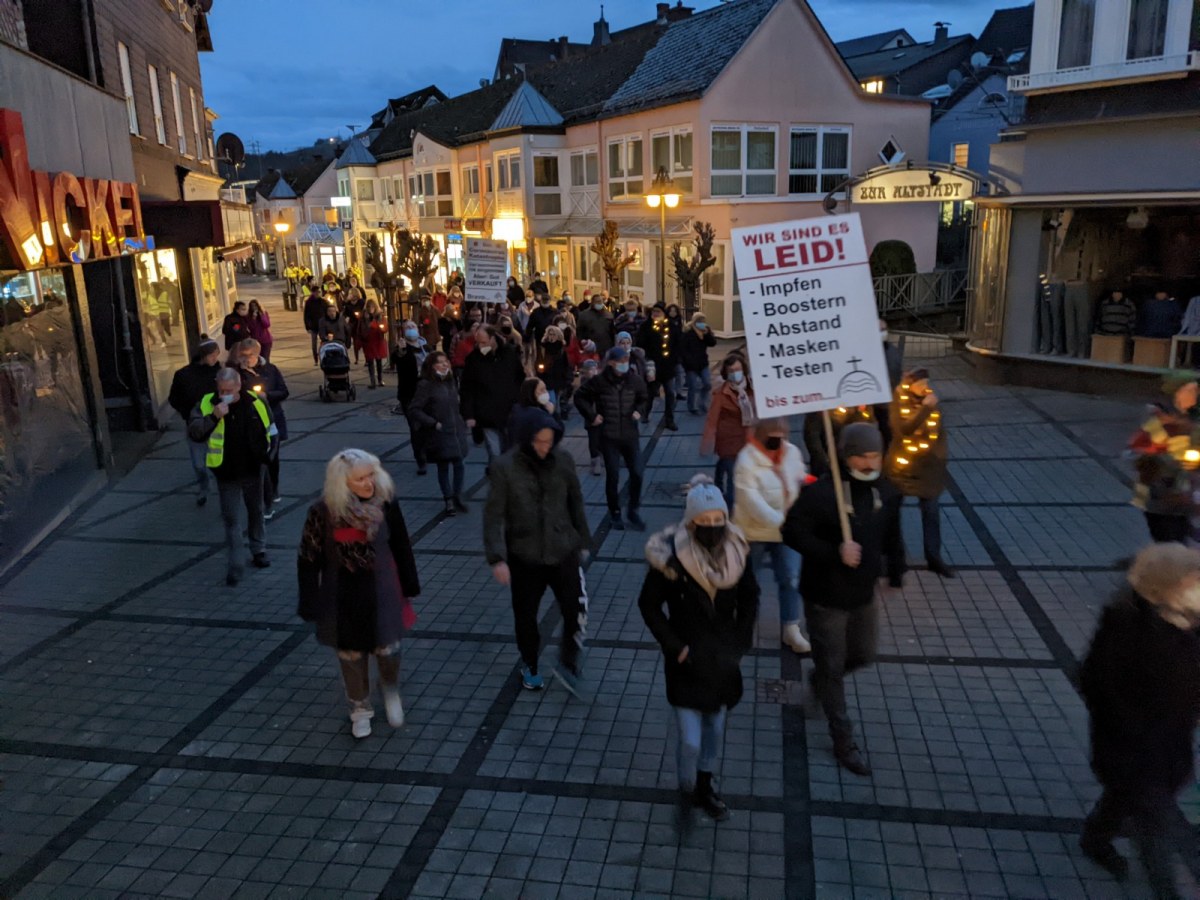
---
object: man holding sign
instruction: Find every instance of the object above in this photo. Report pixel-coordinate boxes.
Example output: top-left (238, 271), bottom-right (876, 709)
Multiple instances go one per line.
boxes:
top-left (732, 214), bottom-right (905, 777)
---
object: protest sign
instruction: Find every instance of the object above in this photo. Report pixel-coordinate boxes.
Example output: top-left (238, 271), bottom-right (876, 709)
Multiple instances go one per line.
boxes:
top-left (731, 212), bottom-right (891, 419)
top-left (464, 238), bottom-right (508, 303)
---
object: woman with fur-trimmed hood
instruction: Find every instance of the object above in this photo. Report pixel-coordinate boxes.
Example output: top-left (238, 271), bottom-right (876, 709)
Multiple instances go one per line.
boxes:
top-left (1079, 542), bottom-right (1200, 893)
top-left (638, 475), bottom-right (758, 822)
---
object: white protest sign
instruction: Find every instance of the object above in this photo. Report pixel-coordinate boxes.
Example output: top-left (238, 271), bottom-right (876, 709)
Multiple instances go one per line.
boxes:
top-left (464, 238), bottom-right (509, 303)
top-left (731, 212), bottom-right (891, 419)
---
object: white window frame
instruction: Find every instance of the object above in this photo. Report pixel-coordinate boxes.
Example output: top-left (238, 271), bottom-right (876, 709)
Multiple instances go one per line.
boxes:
top-left (355, 179), bottom-right (375, 202)
top-left (415, 169), bottom-right (453, 217)
top-left (169, 72), bottom-right (188, 155)
top-left (606, 134), bottom-right (644, 201)
top-left (650, 127), bottom-right (693, 194)
top-left (118, 42), bottom-right (139, 135)
top-left (189, 87), bottom-right (203, 160)
top-left (710, 125), bottom-right (777, 198)
top-left (532, 153), bottom-right (562, 216)
top-left (461, 164), bottom-right (481, 197)
top-left (484, 163), bottom-right (494, 194)
top-left (569, 148), bottom-right (599, 188)
top-left (787, 126), bottom-right (851, 198)
top-left (147, 64), bottom-right (166, 144)
top-left (496, 153), bottom-right (521, 191)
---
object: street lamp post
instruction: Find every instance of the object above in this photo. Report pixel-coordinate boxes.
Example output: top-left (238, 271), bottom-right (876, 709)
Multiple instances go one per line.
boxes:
top-left (274, 221), bottom-right (292, 308)
top-left (645, 166), bottom-right (680, 306)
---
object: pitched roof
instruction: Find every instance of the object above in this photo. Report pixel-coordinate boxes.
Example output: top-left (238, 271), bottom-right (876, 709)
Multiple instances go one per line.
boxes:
top-left (336, 137), bottom-right (377, 168)
top-left (976, 4), bottom-right (1033, 64)
top-left (491, 82), bottom-right (564, 131)
top-left (253, 156), bottom-right (332, 200)
top-left (836, 29), bottom-right (915, 59)
top-left (493, 37), bottom-right (589, 80)
top-left (266, 177), bottom-right (296, 200)
top-left (841, 33), bottom-right (974, 81)
top-left (603, 0), bottom-right (777, 118)
top-left (369, 79), bottom-right (523, 159)
top-left (368, 85), bottom-right (447, 129)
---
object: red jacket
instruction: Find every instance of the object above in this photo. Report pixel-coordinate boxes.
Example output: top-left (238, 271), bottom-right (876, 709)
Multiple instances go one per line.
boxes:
top-left (566, 337), bottom-right (599, 368)
top-left (702, 382), bottom-right (754, 459)
top-left (358, 313), bottom-right (389, 361)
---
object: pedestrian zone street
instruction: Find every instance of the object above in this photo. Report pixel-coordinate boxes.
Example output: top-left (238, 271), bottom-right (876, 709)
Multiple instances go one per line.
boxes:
top-left (0, 281), bottom-right (1187, 899)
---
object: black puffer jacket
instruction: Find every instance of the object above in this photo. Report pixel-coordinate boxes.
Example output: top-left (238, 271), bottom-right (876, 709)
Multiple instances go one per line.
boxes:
top-left (409, 375), bottom-right (469, 461)
top-left (1081, 590), bottom-right (1200, 793)
top-left (484, 410), bottom-right (591, 567)
top-left (679, 328), bottom-right (716, 374)
top-left (574, 366), bottom-right (649, 442)
top-left (576, 307), bottom-right (615, 355)
top-left (168, 361), bottom-right (218, 422)
top-left (639, 524), bottom-right (758, 712)
top-left (783, 474), bottom-right (905, 609)
top-left (460, 343), bottom-right (525, 429)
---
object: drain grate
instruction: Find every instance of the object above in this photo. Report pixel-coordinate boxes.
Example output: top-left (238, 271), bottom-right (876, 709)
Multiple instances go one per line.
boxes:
top-left (757, 678), bottom-right (805, 706)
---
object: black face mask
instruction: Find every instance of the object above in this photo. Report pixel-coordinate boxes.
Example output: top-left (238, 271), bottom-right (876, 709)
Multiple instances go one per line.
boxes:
top-left (501, 325), bottom-right (513, 334)
top-left (764, 436), bottom-right (783, 451)
top-left (693, 524), bottom-right (726, 550)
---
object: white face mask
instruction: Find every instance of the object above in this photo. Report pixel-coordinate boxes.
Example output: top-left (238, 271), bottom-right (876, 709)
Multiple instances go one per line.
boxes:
top-left (880, 330), bottom-right (889, 341)
top-left (479, 345), bottom-right (493, 355)
top-left (849, 468), bottom-right (881, 482)
top-left (536, 391), bottom-right (552, 407)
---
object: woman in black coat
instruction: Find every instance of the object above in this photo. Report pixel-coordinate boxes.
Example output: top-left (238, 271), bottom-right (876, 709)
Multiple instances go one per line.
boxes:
top-left (1079, 542), bottom-right (1200, 893)
top-left (391, 319), bottom-right (429, 474)
top-left (234, 337), bottom-right (288, 514)
top-left (639, 475), bottom-right (757, 821)
top-left (408, 351), bottom-right (470, 515)
top-left (298, 449), bottom-right (420, 739)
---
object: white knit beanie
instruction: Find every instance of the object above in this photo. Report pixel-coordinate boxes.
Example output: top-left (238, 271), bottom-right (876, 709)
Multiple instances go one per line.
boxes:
top-left (684, 474), bottom-right (728, 522)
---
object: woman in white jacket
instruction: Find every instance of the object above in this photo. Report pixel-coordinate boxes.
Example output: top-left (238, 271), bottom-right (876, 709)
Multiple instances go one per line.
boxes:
top-left (733, 417), bottom-right (811, 653)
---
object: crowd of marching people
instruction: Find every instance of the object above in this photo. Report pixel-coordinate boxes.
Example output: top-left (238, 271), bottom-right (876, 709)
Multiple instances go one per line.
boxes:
top-left (164, 269), bottom-right (1200, 896)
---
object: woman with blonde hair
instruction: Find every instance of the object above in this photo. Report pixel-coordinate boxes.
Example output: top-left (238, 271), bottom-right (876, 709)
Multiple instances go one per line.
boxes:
top-left (298, 449), bottom-right (420, 739)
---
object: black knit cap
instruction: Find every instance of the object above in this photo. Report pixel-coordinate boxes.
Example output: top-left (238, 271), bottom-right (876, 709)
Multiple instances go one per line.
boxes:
top-left (838, 422), bottom-right (883, 458)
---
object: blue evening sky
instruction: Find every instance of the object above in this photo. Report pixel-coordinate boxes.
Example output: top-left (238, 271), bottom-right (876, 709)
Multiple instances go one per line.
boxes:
top-left (199, 0), bottom-right (1003, 151)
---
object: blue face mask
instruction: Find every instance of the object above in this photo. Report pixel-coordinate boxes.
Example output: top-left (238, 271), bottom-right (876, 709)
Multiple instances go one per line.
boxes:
top-left (695, 322), bottom-right (707, 331)
top-left (615, 362), bottom-right (630, 375)
top-left (728, 370), bottom-right (744, 384)
top-left (404, 328), bottom-right (419, 341)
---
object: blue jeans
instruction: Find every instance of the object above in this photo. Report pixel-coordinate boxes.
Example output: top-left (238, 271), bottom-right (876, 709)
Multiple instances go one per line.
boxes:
top-left (481, 428), bottom-right (503, 465)
top-left (685, 368), bottom-right (711, 413)
top-left (187, 437), bottom-right (211, 498)
top-left (675, 706), bottom-right (726, 790)
top-left (714, 457), bottom-right (736, 511)
top-left (750, 541), bottom-right (802, 625)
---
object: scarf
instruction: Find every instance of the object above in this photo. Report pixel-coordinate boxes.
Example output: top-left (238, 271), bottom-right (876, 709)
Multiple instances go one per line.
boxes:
top-left (674, 523), bottom-right (749, 600)
top-left (342, 492), bottom-right (386, 540)
top-left (730, 383), bottom-right (755, 427)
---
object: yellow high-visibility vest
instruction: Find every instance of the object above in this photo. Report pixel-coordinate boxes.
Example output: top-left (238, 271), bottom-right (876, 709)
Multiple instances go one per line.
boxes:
top-left (198, 392), bottom-right (272, 469)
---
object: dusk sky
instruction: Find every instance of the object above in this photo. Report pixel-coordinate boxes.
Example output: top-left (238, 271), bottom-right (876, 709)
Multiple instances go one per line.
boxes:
top-left (199, 0), bottom-right (1005, 152)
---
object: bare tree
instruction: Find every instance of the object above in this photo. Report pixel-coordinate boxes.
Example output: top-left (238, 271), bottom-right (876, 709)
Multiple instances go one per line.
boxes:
top-left (670, 221), bottom-right (717, 315)
top-left (590, 220), bottom-right (638, 299)
top-left (393, 227), bottom-right (441, 319)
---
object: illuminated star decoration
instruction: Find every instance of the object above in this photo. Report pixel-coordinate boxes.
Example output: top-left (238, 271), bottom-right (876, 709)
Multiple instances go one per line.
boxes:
top-left (892, 381), bottom-right (940, 470)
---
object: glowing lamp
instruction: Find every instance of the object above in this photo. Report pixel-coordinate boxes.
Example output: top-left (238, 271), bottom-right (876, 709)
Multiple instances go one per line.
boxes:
top-left (664, 193), bottom-right (680, 209)
top-left (1185, 450), bottom-right (1200, 463)
top-left (646, 194), bottom-right (661, 209)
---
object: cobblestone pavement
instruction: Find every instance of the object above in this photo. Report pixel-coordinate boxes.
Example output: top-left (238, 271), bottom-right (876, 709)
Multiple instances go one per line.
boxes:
top-left (0, 280), bottom-right (1186, 898)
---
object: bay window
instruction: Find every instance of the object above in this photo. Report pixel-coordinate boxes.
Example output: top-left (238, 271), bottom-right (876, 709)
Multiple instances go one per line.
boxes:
top-left (607, 136), bottom-right (644, 200)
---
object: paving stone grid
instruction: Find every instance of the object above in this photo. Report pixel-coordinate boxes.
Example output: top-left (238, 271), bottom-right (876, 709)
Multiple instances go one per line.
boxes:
top-left (0, 279), bottom-right (1180, 899)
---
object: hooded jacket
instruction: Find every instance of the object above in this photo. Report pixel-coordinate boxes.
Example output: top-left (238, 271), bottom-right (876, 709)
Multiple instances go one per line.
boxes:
top-left (483, 410), bottom-right (591, 567)
top-left (639, 523), bottom-right (758, 712)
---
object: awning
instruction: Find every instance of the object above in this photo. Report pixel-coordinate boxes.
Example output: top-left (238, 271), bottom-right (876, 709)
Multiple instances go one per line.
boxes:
top-left (297, 223), bottom-right (345, 245)
top-left (977, 190), bottom-right (1200, 209)
top-left (217, 241), bottom-right (254, 262)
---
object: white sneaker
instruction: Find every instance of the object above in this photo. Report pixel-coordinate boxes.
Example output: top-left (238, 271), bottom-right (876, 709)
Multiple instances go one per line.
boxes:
top-left (349, 706), bottom-right (373, 739)
top-left (382, 687), bottom-right (404, 727)
top-left (782, 623), bottom-right (811, 654)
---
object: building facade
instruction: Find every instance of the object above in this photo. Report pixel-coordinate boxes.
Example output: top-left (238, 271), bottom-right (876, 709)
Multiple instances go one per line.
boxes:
top-left (966, 0), bottom-right (1199, 383)
top-left (356, 0), bottom-right (936, 336)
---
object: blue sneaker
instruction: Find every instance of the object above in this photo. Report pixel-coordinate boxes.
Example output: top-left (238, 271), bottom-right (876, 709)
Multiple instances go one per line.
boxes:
top-left (553, 663), bottom-right (589, 702)
top-left (520, 666), bottom-right (544, 690)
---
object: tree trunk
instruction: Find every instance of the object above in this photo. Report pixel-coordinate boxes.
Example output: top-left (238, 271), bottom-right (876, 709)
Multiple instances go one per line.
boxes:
top-left (682, 284), bottom-right (698, 319)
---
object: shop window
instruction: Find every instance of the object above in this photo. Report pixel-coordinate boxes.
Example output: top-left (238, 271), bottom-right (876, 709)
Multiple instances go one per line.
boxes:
top-left (607, 136), bottom-right (644, 200)
top-left (169, 71), bottom-right (187, 155)
top-left (147, 64), bottom-right (166, 145)
top-left (570, 150), bottom-right (599, 188)
top-left (1058, 0), bottom-right (1096, 69)
top-left (789, 126), bottom-right (851, 195)
top-left (118, 42), bottom-right (139, 135)
top-left (710, 126), bottom-right (776, 197)
top-left (1128, 0), bottom-right (1168, 60)
top-left (651, 129), bottom-right (693, 194)
top-left (133, 250), bottom-right (188, 409)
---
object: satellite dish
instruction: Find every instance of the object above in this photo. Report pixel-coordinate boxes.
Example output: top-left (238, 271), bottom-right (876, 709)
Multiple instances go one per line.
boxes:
top-left (970, 51), bottom-right (989, 70)
top-left (215, 132), bottom-right (245, 167)
top-left (946, 70), bottom-right (964, 89)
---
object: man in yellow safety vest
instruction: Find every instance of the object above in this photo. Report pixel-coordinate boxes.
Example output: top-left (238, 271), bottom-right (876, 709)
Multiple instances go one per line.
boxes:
top-left (188, 367), bottom-right (275, 586)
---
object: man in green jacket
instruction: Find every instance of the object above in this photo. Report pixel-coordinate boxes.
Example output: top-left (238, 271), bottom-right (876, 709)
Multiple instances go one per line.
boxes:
top-left (485, 408), bottom-right (592, 696)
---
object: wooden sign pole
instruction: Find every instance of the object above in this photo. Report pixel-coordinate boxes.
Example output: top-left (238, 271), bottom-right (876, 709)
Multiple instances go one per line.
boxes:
top-left (821, 409), bottom-right (853, 545)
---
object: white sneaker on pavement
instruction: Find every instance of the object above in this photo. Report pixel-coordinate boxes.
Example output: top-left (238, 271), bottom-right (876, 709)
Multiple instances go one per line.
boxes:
top-left (349, 705), bottom-right (373, 739)
top-left (782, 623), bottom-right (811, 654)
top-left (382, 687), bottom-right (404, 727)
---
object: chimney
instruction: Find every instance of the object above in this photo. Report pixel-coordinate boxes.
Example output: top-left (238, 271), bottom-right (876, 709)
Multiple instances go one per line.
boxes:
top-left (933, 21), bottom-right (948, 45)
top-left (667, 2), bottom-right (694, 22)
top-left (593, 9), bottom-right (611, 46)
top-left (657, 2), bottom-right (669, 24)
top-left (559, 35), bottom-right (570, 57)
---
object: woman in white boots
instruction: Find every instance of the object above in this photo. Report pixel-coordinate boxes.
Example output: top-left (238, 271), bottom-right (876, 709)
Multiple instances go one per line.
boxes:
top-left (733, 417), bottom-right (811, 654)
top-left (298, 449), bottom-right (420, 738)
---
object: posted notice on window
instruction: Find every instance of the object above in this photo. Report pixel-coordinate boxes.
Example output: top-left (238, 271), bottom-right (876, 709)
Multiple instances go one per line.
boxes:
top-left (732, 213), bottom-right (891, 419)
top-left (464, 238), bottom-right (509, 304)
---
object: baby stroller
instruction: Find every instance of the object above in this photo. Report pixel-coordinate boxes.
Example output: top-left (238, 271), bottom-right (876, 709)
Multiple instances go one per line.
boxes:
top-left (318, 340), bottom-right (356, 402)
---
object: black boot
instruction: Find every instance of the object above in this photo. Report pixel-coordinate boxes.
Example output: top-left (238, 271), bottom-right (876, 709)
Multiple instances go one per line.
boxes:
top-left (1079, 835), bottom-right (1129, 881)
top-left (664, 418), bottom-right (679, 432)
top-left (443, 498), bottom-right (456, 517)
top-left (834, 742), bottom-right (872, 777)
top-left (693, 771), bottom-right (729, 821)
top-left (927, 558), bottom-right (956, 579)
top-left (452, 495), bottom-right (468, 513)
